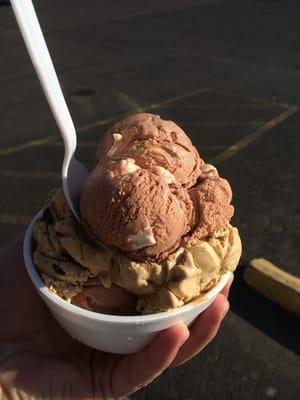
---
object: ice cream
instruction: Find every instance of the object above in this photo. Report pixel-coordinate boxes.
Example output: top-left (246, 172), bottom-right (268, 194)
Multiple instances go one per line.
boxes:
top-left (72, 279), bottom-right (137, 315)
top-left (33, 189), bottom-right (241, 314)
top-left (80, 161), bottom-right (194, 259)
top-left (32, 113), bottom-right (242, 315)
top-left (81, 113), bottom-right (233, 260)
top-left (96, 113), bottom-right (202, 188)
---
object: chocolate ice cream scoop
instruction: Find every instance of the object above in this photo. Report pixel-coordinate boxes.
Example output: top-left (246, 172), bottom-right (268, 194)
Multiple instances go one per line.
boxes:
top-left (80, 160), bottom-right (193, 260)
top-left (81, 113), bottom-right (234, 261)
top-left (96, 113), bottom-right (202, 188)
top-left (72, 280), bottom-right (137, 315)
top-left (188, 176), bottom-right (234, 243)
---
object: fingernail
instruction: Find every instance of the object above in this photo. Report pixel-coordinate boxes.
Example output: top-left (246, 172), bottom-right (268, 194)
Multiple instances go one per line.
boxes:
top-left (228, 273), bottom-right (234, 287)
top-left (222, 299), bottom-right (230, 319)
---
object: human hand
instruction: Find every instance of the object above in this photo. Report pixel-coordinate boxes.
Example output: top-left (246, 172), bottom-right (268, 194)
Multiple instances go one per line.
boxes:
top-left (0, 237), bottom-right (232, 399)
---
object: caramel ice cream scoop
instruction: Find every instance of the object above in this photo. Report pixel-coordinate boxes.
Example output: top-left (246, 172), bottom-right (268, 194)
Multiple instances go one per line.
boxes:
top-left (33, 189), bottom-right (241, 315)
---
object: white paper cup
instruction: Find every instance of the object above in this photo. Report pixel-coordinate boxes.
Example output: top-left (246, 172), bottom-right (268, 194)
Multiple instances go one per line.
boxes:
top-left (24, 210), bottom-right (231, 354)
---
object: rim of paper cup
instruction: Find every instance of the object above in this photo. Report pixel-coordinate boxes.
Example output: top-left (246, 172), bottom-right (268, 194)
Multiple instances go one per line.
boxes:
top-left (24, 209), bottom-right (231, 325)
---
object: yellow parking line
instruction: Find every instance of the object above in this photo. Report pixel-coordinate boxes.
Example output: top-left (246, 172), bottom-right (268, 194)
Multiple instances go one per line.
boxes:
top-left (0, 169), bottom-right (58, 179)
top-left (0, 137), bottom-right (58, 157)
top-left (192, 121), bottom-right (262, 127)
top-left (0, 88), bottom-right (210, 157)
top-left (73, 88), bottom-right (211, 133)
top-left (114, 91), bottom-right (145, 112)
top-left (163, 104), bottom-right (281, 109)
top-left (0, 213), bottom-right (31, 225)
top-left (77, 141), bottom-right (98, 147)
top-left (212, 88), bottom-right (293, 108)
top-left (244, 258), bottom-right (300, 316)
top-left (210, 107), bottom-right (298, 165)
top-left (35, 141), bottom-right (98, 147)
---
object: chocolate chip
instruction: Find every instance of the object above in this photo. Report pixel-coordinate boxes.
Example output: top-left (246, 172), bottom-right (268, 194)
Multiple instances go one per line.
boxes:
top-left (53, 263), bottom-right (65, 275)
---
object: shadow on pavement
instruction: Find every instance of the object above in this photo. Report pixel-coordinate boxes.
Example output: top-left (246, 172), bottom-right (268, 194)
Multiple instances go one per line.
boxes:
top-left (230, 265), bottom-right (300, 355)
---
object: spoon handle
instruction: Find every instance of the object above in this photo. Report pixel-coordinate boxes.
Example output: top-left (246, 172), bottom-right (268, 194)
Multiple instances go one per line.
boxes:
top-left (11, 0), bottom-right (77, 153)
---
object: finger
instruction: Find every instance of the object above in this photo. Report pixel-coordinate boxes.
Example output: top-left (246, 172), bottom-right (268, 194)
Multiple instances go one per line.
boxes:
top-left (221, 273), bottom-right (234, 299)
top-left (170, 293), bottom-right (229, 368)
top-left (111, 323), bottom-right (190, 398)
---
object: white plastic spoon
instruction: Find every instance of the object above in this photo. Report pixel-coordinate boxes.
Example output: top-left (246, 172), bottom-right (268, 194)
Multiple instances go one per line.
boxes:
top-left (11, 0), bottom-right (89, 219)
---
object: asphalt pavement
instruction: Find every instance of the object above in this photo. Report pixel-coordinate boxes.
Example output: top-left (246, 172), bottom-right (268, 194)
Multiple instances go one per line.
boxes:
top-left (0, 1), bottom-right (299, 399)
